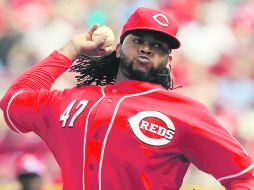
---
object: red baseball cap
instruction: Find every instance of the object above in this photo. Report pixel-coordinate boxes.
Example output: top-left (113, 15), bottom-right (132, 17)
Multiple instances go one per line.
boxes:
top-left (121, 7), bottom-right (181, 49)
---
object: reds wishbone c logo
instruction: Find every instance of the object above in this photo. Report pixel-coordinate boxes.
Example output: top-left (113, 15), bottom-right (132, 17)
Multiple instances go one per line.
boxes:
top-left (128, 111), bottom-right (175, 146)
top-left (152, 13), bottom-right (169, 27)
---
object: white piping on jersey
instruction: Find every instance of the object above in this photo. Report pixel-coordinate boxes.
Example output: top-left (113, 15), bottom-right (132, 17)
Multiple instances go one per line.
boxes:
top-left (218, 162), bottom-right (254, 182)
top-left (98, 88), bottom-right (167, 190)
top-left (223, 125), bottom-right (249, 156)
top-left (6, 90), bottom-right (24, 133)
top-left (82, 89), bottom-right (105, 190)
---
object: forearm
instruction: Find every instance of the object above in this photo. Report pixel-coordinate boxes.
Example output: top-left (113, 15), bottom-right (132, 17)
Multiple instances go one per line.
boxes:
top-left (0, 50), bottom-right (72, 133)
top-left (10, 51), bottom-right (72, 91)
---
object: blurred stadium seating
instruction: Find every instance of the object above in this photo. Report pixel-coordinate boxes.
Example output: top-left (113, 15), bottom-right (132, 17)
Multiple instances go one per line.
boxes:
top-left (0, 0), bottom-right (253, 189)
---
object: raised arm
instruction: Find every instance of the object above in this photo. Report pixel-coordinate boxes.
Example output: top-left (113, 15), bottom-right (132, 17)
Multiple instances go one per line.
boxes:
top-left (8, 24), bottom-right (113, 91)
top-left (0, 24), bottom-right (113, 134)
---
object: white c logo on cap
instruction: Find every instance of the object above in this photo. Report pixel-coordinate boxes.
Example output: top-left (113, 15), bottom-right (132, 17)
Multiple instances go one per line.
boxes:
top-left (152, 14), bottom-right (169, 27)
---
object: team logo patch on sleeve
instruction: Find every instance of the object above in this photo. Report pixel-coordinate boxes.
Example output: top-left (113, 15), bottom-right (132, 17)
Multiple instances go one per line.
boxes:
top-left (128, 111), bottom-right (175, 146)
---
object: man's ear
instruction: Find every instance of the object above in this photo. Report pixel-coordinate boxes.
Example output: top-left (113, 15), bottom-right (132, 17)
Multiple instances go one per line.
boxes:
top-left (168, 55), bottom-right (172, 62)
top-left (116, 44), bottom-right (121, 58)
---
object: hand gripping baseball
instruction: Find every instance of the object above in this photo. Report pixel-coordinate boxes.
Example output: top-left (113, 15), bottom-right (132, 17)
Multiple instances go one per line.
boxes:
top-left (72, 24), bottom-right (114, 56)
top-left (59, 24), bottom-right (114, 61)
top-left (92, 25), bottom-right (115, 48)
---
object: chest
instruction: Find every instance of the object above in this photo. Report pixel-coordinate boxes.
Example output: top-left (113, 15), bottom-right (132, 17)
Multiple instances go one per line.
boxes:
top-left (51, 89), bottom-right (183, 155)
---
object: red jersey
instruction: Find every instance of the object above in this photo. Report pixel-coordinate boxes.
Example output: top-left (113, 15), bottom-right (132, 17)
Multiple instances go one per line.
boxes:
top-left (1, 51), bottom-right (254, 190)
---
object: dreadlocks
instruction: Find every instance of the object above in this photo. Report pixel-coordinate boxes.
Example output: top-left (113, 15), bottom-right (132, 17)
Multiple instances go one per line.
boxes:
top-left (70, 51), bottom-right (120, 87)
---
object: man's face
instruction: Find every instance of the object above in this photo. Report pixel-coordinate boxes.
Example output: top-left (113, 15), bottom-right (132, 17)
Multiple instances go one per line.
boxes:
top-left (116, 31), bottom-right (172, 83)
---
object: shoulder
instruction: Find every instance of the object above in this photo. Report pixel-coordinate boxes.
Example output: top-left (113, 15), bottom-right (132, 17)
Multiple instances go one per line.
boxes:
top-left (52, 85), bottom-right (102, 98)
top-left (159, 89), bottom-right (209, 112)
top-left (61, 85), bottom-right (101, 94)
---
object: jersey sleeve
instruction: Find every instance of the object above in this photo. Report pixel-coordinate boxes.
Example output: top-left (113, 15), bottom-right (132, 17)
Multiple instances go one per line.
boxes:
top-left (179, 107), bottom-right (254, 189)
top-left (0, 51), bottom-right (72, 137)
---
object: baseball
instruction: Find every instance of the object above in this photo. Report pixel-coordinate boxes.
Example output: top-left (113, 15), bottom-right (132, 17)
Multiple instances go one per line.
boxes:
top-left (92, 25), bottom-right (115, 47)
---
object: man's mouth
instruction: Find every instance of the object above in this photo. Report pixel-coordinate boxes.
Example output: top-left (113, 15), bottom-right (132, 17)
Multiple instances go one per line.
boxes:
top-left (137, 54), bottom-right (151, 66)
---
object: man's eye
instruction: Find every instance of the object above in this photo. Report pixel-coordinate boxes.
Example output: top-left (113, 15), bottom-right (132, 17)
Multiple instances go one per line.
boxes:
top-left (153, 43), bottom-right (161, 49)
top-left (133, 39), bottom-right (142, 44)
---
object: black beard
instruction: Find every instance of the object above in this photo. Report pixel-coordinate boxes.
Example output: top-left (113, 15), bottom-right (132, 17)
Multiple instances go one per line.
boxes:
top-left (119, 50), bottom-right (168, 85)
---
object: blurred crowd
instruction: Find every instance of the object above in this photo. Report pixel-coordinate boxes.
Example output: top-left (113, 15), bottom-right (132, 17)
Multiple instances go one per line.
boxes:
top-left (0, 0), bottom-right (253, 189)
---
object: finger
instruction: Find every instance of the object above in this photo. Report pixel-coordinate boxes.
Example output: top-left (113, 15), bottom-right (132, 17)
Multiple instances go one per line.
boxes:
top-left (104, 46), bottom-right (113, 54)
top-left (96, 36), bottom-right (107, 47)
top-left (96, 47), bottom-right (113, 56)
top-left (88, 23), bottom-right (99, 35)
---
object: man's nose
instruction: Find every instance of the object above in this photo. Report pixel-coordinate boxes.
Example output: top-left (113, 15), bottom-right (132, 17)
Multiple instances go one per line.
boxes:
top-left (140, 43), bottom-right (152, 55)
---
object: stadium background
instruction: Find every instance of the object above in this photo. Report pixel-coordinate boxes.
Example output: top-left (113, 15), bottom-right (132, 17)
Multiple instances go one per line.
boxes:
top-left (0, 0), bottom-right (253, 189)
